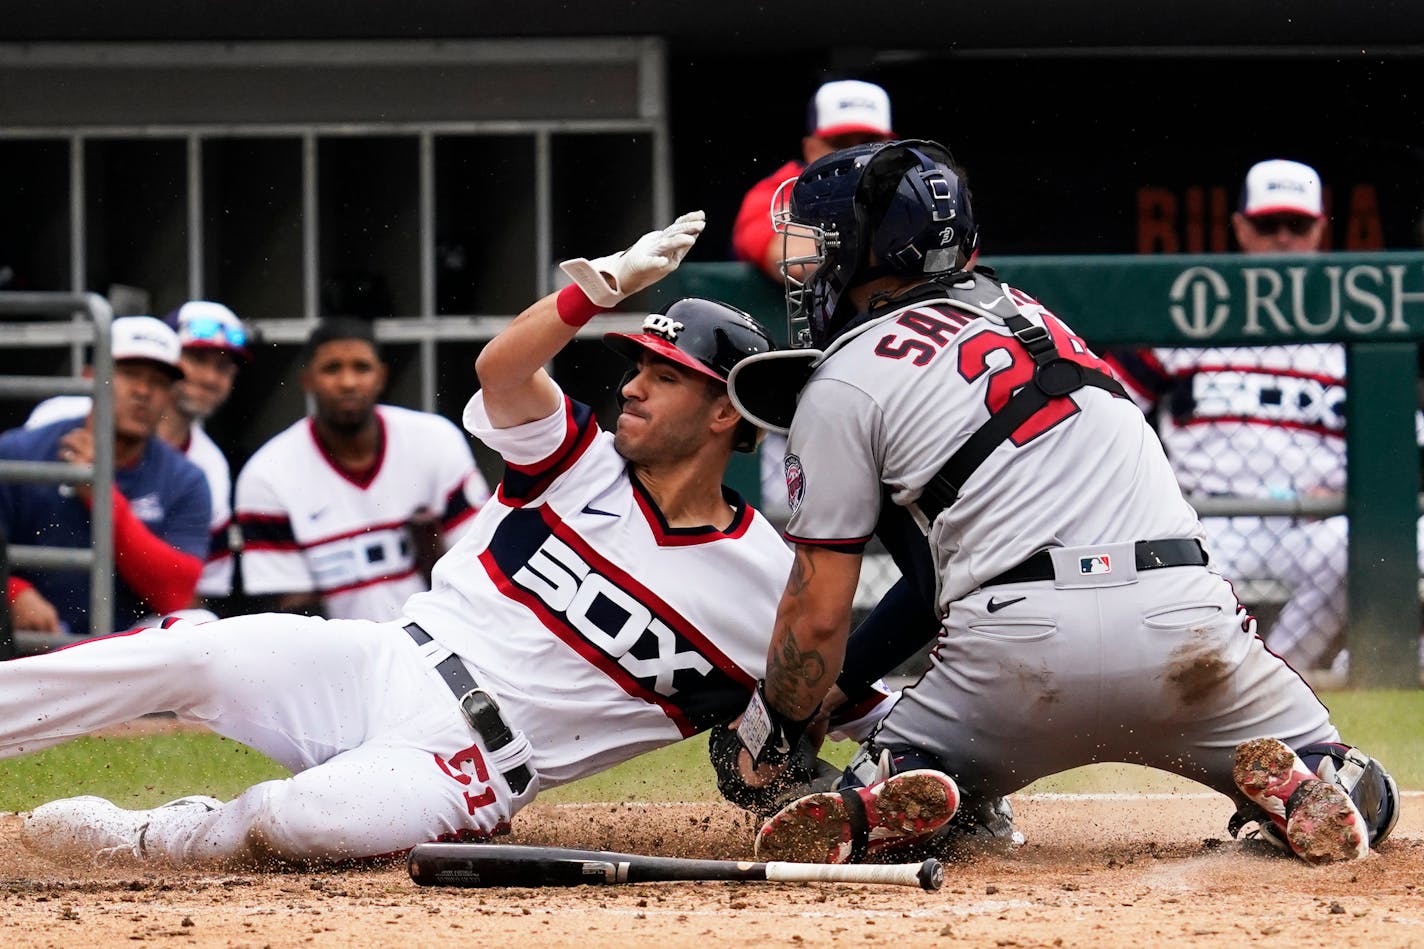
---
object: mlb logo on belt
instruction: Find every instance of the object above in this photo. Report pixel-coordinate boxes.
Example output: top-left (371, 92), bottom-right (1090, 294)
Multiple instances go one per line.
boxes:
top-left (1079, 554), bottom-right (1111, 575)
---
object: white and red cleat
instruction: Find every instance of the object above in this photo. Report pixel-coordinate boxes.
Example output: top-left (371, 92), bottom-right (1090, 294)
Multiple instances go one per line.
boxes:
top-left (754, 769), bottom-right (960, 865)
top-left (1233, 737), bottom-right (1368, 864)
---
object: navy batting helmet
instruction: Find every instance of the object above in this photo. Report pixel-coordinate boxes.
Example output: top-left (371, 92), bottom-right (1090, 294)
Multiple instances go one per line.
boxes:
top-left (776, 139), bottom-right (977, 349)
top-left (603, 297), bottom-right (776, 452)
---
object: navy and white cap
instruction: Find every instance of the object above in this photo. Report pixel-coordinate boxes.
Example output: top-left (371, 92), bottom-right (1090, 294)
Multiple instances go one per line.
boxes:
top-left (1239, 159), bottom-right (1323, 219)
top-left (807, 79), bottom-right (894, 140)
top-left (111, 315), bottom-right (184, 380)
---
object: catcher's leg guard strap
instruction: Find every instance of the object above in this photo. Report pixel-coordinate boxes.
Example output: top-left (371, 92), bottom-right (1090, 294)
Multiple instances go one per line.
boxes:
top-left (838, 786), bottom-right (871, 863)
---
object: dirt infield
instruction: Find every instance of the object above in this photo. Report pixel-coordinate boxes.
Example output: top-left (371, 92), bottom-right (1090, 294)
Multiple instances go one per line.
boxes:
top-left (2, 794), bottom-right (1421, 948)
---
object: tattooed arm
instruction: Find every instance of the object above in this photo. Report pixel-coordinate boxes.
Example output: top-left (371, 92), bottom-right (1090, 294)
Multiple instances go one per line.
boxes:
top-left (762, 544), bottom-right (864, 720)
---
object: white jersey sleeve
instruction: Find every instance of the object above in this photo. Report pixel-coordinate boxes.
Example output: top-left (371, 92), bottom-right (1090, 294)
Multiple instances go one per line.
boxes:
top-left (233, 434), bottom-right (317, 597)
top-left (187, 426), bottom-right (235, 597)
top-left (24, 395), bottom-right (92, 429)
top-left (418, 411), bottom-right (489, 548)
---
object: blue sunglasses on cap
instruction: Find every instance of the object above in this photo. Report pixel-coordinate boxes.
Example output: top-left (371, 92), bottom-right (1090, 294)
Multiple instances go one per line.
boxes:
top-left (180, 316), bottom-right (248, 351)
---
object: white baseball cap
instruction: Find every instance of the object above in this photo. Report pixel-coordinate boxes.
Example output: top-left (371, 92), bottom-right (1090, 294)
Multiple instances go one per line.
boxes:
top-left (1239, 159), bottom-right (1323, 218)
top-left (807, 79), bottom-right (894, 140)
top-left (111, 315), bottom-right (184, 380)
top-left (165, 300), bottom-right (251, 363)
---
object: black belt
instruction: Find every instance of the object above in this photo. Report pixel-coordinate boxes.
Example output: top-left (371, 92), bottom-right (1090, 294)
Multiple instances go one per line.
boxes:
top-left (982, 538), bottom-right (1207, 588)
top-left (405, 622), bottom-right (532, 795)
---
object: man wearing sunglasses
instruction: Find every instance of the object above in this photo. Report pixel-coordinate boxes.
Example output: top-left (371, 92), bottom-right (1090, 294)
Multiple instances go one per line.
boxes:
top-left (1108, 159), bottom-right (1355, 676)
top-left (158, 301), bottom-right (252, 610)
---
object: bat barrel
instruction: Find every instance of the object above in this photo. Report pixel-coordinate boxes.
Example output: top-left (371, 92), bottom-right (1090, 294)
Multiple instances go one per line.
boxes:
top-left (409, 843), bottom-right (941, 891)
top-left (409, 843), bottom-right (764, 888)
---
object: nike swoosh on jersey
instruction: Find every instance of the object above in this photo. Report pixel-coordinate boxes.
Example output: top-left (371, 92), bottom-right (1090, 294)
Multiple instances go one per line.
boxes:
top-left (581, 505), bottom-right (619, 518)
top-left (986, 595), bottom-right (1026, 613)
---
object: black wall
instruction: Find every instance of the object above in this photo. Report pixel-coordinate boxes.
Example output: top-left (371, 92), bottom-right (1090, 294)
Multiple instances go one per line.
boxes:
top-left (670, 50), bottom-right (1424, 261)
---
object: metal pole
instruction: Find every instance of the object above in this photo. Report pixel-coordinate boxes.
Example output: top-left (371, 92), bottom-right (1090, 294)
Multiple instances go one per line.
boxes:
top-left (86, 293), bottom-right (116, 637)
top-left (418, 131), bottom-right (437, 412)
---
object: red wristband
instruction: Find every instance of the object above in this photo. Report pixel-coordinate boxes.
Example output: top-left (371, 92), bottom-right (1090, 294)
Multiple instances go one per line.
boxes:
top-left (555, 283), bottom-right (607, 327)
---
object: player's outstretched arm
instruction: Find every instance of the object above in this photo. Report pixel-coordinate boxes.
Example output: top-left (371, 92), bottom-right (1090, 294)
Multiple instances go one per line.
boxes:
top-left (475, 211), bottom-right (705, 430)
top-left (737, 544), bottom-right (863, 776)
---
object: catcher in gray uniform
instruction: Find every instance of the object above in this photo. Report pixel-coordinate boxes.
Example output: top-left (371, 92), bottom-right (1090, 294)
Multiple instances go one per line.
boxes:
top-left (718, 139), bottom-right (1398, 866)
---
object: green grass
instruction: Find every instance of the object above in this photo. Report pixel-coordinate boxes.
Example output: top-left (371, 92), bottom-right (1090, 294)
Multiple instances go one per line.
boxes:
top-left (2, 689), bottom-right (1420, 812)
top-left (0, 733), bottom-right (288, 812)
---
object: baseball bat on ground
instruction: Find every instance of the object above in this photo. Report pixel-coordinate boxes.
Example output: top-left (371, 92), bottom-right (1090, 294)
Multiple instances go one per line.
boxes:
top-left (408, 843), bottom-right (943, 891)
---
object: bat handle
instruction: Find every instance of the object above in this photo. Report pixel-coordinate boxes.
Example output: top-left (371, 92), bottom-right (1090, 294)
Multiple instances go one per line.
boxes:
top-left (765, 858), bottom-right (944, 891)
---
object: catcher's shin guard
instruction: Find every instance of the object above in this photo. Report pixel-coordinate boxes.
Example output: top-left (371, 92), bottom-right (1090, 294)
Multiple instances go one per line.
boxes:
top-left (754, 769), bottom-right (960, 865)
top-left (1297, 741), bottom-right (1400, 848)
top-left (1232, 737), bottom-right (1368, 864)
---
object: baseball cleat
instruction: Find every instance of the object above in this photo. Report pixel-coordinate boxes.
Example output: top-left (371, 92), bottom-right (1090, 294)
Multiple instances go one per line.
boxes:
top-left (1232, 737), bottom-right (1368, 864)
top-left (21, 794), bottom-right (221, 862)
top-left (754, 769), bottom-right (960, 865)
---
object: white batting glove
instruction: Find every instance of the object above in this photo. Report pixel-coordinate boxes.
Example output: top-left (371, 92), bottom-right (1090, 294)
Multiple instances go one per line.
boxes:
top-left (559, 210), bottom-right (706, 308)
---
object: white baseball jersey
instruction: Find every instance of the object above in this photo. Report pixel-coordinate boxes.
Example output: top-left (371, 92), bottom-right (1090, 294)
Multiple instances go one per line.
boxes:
top-left (186, 424), bottom-right (234, 598)
top-left (28, 395), bottom-right (235, 598)
top-left (236, 405), bottom-right (490, 621)
top-left (25, 395), bottom-right (91, 429)
top-left (783, 274), bottom-right (1202, 611)
top-left (1107, 343), bottom-right (1346, 498)
top-left (403, 388), bottom-right (795, 786)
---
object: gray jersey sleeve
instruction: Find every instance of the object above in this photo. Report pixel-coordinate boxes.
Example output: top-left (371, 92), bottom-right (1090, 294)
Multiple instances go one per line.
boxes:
top-left (782, 376), bottom-right (885, 549)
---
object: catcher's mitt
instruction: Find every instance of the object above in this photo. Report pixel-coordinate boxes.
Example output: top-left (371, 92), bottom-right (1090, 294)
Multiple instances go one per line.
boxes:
top-left (707, 721), bottom-right (840, 817)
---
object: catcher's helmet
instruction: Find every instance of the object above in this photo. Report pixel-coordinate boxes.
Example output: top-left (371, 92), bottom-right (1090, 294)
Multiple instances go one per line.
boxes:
top-left (603, 297), bottom-right (776, 452)
top-left (775, 139), bottom-right (977, 349)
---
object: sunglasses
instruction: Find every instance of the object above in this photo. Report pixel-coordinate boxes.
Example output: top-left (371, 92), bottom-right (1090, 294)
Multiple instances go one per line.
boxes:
top-left (180, 316), bottom-right (248, 350)
top-left (1248, 214), bottom-right (1318, 237)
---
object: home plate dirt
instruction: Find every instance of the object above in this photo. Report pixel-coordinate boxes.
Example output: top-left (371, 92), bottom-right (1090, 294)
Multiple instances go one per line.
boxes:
top-left (2, 793), bottom-right (1420, 948)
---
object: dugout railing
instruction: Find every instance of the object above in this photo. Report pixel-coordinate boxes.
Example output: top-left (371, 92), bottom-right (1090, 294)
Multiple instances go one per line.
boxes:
top-left (0, 292), bottom-right (117, 651)
top-left (649, 254), bottom-right (1424, 691)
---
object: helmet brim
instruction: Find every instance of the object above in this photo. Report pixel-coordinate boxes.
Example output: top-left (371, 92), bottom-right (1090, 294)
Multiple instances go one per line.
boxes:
top-left (603, 332), bottom-right (727, 383)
